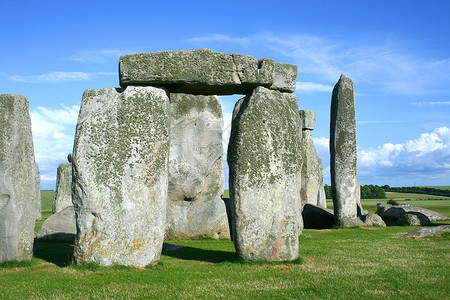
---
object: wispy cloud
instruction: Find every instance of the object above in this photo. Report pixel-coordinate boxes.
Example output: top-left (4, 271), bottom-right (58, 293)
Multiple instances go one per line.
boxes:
top-left (66, 49), bottom-right (133, 63)
top-left (9, 71), bottom-right (115, 83)
top-left (30, 104), bottom-right (79, 187)
top-left (357, 120), bottom-right (407, 124)
top-left (296, 81), bottom-right (333, 93)
top-left (188, 32), bottom-right (450, 95)
top-left (188, 34), bottom-right (251, 46)
top-left (411, 101), bottom-right (450, 106)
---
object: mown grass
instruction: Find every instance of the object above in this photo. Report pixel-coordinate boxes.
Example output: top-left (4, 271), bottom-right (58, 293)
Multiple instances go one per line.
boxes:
top-left (16, 191), bottom-right (447, 298)
top-left (1, 226), bottom-right (449, 299)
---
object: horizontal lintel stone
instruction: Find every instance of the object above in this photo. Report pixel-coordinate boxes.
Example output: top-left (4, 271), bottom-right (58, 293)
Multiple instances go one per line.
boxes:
top-left (119, 49), bottom-right (297, 94)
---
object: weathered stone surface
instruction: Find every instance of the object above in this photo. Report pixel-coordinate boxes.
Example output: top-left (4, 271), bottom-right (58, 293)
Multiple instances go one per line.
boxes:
top-left (36, 206), bottom-right (76, 242)
top-left (360, 213), bottom-right (386, 227)
top-left (299, 110), bottom-right (316, 131)
top-left (228, 86), bottom-right (302, 261)
top-left (0, 94), bottom-right (40, 262)
top-left (119, 49), bottom-right (297, 94)
top-left (377, 204), bottom-right (448, 223)
top-left (397, 212), bottom-right (431, 226)
top-left (53, 162), bottom-right (72, 213)
top-left (300, 130), bottom-right (323, 206)
top-left (330, 75), bottom-right (361, 227)
top-left (72, 86), bottom-right (170, 267)
top-left (404, 225), bottom-right (450, 239)
top-left (317, 183), bottom-right (327, 208)
top-left (166, 93), bottom-right (229, 239)
top-left (302, 204), bottom-right (334, 229)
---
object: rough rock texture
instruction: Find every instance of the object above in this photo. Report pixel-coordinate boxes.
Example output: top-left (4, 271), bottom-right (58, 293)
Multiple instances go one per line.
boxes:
top-left (377, 204), bottom-right (448, 223)
top-left (317, 175), bottom-right (327, 208)
top-left (404, 225), bottom-right (450, 239)
top-left (360, 213), bottom-right (386, 227)
top-left (119, 49), bottom-right (297, 94)
top-left (397, 212), bottom-right (431, 226)
top-left (300, 130), bottom-right (323, 206)
top-left (72, 86), bottom-right (170, 267)
top-left (228, 86), bottom-right (302, 261)
top-left (166, 93), bottom-right (229, 239)
top-left (302, 204), bottom-right (334, 229)
top-left (53, 163), bottom-right (72, 213)
top-left (0, 94), bottom-right (40, 262)
top-left (36, 206), bottom-right (76, 242)
top-left (330, 75), bottom-right (361, 227)
top-left (299, 110), bottom-right (316, 131)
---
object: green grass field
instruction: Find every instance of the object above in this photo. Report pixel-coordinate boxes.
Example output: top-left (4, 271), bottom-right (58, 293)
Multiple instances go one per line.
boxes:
top-left (14, 190), bottom-right (446, 298)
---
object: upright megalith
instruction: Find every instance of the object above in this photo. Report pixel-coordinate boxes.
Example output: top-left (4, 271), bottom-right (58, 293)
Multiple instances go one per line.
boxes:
top-left (53, 159), bottom-right (72, 213)
top-left (228, 86), bottom-right (302, 261)
top-left (299, 110), bottom-right (326, 208)
top-left (119, 49), bottom-right (297, 94)
top-left (330, 75), bottom-right (361, 227)
top-left (72, 86), bottom-right (170, 267)
top-left (166, 93), bottom-right (229, 239)
top-left (0, 94), bottom-right (40, 262)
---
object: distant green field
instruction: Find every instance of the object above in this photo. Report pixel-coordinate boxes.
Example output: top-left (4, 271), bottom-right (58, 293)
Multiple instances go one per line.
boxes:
top-left (385, 191), bottom-right (450, 200)
top-left (36, 190), bottom-right (55, 231)
top-left (419, 186), bottom-right (450, 190)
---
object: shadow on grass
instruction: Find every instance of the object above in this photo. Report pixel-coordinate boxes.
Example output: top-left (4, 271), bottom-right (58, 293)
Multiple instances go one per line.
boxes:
top-left (33, 240), bottom-right (74, 267)
top-left (162, 246), bottom-right (236, 263)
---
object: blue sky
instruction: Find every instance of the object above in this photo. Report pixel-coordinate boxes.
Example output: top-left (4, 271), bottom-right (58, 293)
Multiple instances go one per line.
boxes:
top-left (1, 0), bottom-right (449, 190)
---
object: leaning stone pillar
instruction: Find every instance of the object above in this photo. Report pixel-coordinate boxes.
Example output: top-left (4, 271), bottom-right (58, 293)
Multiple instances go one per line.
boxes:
top-left (53, 159), bottom-right (72, 213)
top-left (228, 86), bottom-right (302, 261)
top-left (72, 86), bottom-right (170, 267)
top-left (166, 93), bottom-right (229, 239)
top-left (330, 75), bottom-right (360, 227)
top-left (0, 94), bottom-right (40, 262)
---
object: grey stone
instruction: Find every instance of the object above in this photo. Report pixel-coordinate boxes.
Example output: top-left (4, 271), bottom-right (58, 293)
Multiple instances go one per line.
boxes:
top-left (0, 94), bottom-right (40, 262)
top-left (317, 183), bottom-right (327, 209)
top-left (299, 110), bottom-right (316, 131)
top-left (377, 204), bottom-right (448, 223)
top-left (302, 204), bottom-right (334, 229)
top-left (119, 49), bottom-right (297, 94)
top-left (330, 75), bottom-right (361, 227)
top-left (360, 213), bottom-right (386, 227)
top-left (404, 225), bottom-right (450, 239)
top-left (228, 86), bottom-right (302, 261)
top-left (72, 86), bottom-right (170, 267)
top-left (166, 93), bottom-right (229, 239)
top-left (52, 163), bottom-right (72, 213)
top-left (300, 130), bottom-right (322, 206)
top-left (397, 212), bottom-right (431, 226)
top-left (36, 206), bottom-right (76, 242)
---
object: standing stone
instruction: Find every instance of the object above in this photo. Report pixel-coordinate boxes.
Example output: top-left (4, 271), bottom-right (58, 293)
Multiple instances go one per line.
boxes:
top-left (330, 75), bottom-right (361, 227)
top-left (166, 93), bottom-right (229, 239)
top-left (72, 86), bottom-right (170, 267)
top-left (299, 110), bottom-right (326, 209)
top-left (0, 94), bottom-right (40, 262)
top-left (52, 162), bottom-right (72, 213)
top-left (228, 86), bottom-right (302, 261)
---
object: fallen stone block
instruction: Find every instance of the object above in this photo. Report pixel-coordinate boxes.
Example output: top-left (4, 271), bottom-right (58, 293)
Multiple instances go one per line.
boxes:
top-left (36, 206), bottom-right (76, 242)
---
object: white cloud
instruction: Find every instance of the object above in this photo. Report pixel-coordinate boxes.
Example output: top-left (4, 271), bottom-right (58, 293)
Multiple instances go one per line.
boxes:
top-left (188, 34), bottom-right (251, 46)
top-left (30, 104), bottom-right (79, 188)
top-left (67, 49), bottom-right (129, 63)
top-left (188, 32), bottom-right (450, 95)
top-left (412, 101), bottom-right (450, 106)
top-left (358, 127), bottom-right (450, 179)
top-left (296, 81), bottom-right (333, 93)
top-left (9, 71), bottom-right (115, 83)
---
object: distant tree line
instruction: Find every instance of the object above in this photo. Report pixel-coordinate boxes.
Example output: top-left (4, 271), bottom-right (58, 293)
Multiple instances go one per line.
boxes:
top-left (381, 185), bottom-right (450, 197)
top-left (324, 184), bottom-right (386, 199)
